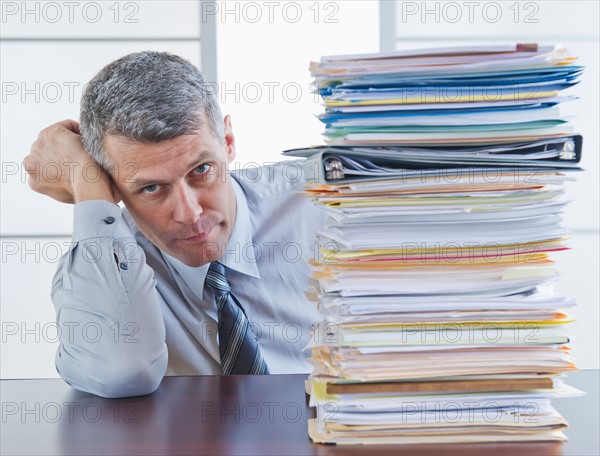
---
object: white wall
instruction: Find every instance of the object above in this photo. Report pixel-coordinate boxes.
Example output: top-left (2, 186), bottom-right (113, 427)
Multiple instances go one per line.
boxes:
top-left (0, 1), bottom-right (379, 378)
top-left (3, 0), bottom-right (596, 378)
top-left (217, 1), bottom-right (379, 164)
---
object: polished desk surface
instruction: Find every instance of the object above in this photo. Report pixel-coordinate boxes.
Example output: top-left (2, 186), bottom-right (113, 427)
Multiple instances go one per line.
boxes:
top-left (1, 370), bottom-right (598, 455)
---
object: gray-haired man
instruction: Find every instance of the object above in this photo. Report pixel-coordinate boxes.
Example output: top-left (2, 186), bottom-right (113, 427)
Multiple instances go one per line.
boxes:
top-left (24, 52), bottom-right (323, 398)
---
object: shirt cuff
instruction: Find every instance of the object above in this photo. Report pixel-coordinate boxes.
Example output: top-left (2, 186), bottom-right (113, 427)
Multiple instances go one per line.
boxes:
top-left (73, 200), bottom-right (128, 242)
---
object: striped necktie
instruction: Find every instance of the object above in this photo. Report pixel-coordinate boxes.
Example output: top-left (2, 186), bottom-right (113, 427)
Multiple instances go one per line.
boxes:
top-left (205, 262), bottom-right (269, 375)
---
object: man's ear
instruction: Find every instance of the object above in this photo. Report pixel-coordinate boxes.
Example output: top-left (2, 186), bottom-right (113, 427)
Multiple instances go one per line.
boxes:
top-left (223, 114), bottom-right (236, 163)
top-left (111, 183), bottom-right (122, 205)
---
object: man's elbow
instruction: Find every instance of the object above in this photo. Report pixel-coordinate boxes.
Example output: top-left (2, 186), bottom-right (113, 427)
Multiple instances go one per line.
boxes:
top-left (56, 348), bottom-right (168, 398)
top-left (88, 359), bottom-right (166, 398)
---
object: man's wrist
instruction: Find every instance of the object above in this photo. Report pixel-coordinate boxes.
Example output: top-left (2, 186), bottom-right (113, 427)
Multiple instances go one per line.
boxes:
top-left (73, 167), bottom-right (116, 204)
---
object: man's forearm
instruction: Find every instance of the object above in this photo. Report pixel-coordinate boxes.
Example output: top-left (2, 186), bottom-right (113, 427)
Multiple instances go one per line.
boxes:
top-left (72, 164), bottom-right (117, 204)
top-left (52, 201), bottom-right (168, 398)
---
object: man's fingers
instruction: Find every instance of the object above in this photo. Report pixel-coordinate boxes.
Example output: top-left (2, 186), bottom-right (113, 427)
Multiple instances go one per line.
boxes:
top-left (57, 119), bottom-right (81, 135)
top-left (22, 154), bottom-right (37, 174)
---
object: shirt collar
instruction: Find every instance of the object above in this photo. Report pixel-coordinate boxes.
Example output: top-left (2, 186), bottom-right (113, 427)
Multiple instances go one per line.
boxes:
top-left (219, 175), bottom-right (260, 278)
top-left (162, 252), bottom-right (210, 300)
top-left (162, 175), bottom-right (260, 290)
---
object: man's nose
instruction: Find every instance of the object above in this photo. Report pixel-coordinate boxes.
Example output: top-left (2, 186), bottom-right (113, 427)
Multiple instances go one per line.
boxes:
top-left (173, 185), bottom-right (202, 225)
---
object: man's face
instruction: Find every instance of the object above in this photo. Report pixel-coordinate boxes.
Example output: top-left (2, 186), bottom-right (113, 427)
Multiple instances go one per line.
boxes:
top-left (104, 115), bottom-right (237, 267)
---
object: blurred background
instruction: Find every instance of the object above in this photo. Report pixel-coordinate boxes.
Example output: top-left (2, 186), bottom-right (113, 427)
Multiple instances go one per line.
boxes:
top-left (1, 0), bottom-right (598, 378)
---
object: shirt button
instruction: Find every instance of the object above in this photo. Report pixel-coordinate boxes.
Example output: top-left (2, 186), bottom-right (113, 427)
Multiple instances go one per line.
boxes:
top-left (120, 262), bottom-right (128, 271)
top-left (104, 216), bottom-right (115, 225)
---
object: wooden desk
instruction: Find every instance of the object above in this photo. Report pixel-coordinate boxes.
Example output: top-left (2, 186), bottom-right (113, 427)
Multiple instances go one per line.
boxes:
top-left (1, 370), bottom-right (597, 455)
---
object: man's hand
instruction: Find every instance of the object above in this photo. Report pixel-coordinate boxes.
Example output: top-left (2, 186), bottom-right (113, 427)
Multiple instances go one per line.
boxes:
top-left (24, 120), bottom-right (117, 204)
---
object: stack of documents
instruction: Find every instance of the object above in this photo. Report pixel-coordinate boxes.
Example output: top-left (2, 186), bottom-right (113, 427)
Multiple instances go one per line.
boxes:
top-left (284, 44), bottom-right (585, 445)
top-left (309, 43), bottom-right (582, 146)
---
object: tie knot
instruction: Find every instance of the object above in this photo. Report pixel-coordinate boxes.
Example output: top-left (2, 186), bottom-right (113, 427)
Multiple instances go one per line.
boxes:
top-left (206, 262), bottom-right (230, 294)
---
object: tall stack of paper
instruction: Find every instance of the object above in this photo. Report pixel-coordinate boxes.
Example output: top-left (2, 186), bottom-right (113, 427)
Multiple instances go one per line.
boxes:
top-left (284, 44), bottom-right (585, 445)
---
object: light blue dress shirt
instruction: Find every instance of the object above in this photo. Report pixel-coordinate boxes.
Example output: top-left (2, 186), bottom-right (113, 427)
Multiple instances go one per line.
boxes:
top-left (51, 161), bottom-right (325, 398)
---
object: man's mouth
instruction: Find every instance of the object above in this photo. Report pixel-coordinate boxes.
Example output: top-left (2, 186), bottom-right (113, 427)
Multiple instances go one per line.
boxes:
top-left (180, 227), bottom-right (213, 242)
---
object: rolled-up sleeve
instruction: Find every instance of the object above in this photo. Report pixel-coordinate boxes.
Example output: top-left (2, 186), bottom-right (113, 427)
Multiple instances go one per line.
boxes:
top-left (52, 200), bottom-right (168, 398)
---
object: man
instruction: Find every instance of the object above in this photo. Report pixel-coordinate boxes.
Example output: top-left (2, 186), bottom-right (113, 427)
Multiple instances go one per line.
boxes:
top-left (24, 52), bottom-right (324, 398)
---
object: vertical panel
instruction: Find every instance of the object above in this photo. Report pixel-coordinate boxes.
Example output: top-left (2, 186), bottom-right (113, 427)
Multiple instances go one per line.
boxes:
top-left (200, 0), bottom-right (218, 84)
top-left (379, 0), bottom-right (396, 52)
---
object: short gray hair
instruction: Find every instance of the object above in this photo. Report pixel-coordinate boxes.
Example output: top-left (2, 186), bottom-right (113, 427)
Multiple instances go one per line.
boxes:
top-left (80, 51), bottom-right (223, 173)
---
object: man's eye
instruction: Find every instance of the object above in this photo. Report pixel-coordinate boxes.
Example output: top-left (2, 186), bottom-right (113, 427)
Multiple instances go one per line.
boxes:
top-left (142, 184), bottom-right (160, 194)
top-left (193, 164), bottom-right (211, 174)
